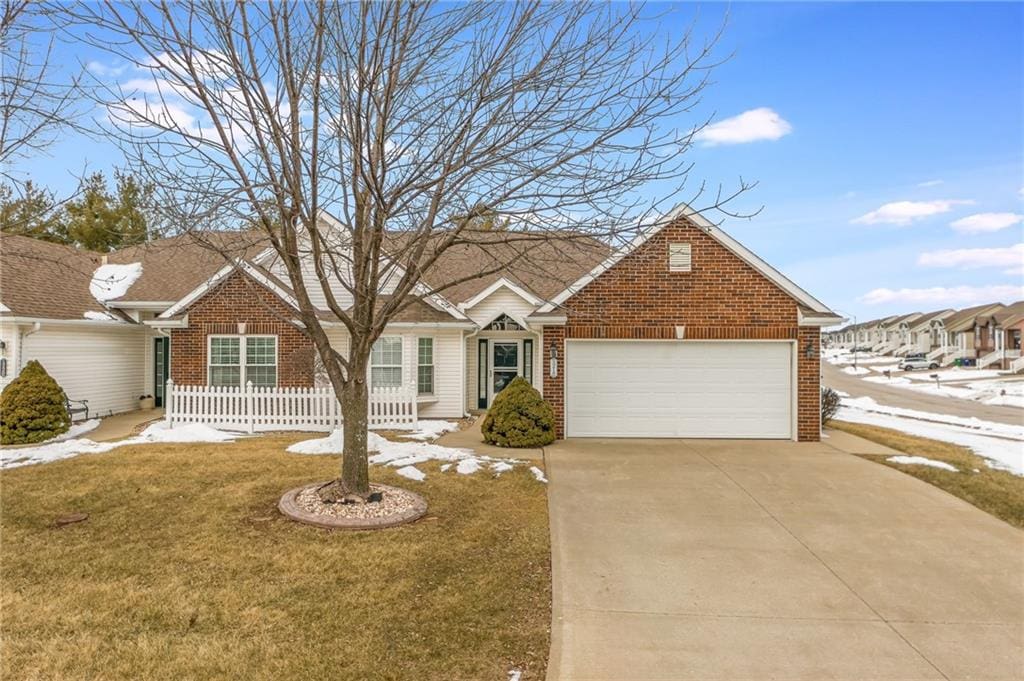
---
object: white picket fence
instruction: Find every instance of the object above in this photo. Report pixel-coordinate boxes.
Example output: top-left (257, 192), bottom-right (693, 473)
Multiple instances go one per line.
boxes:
top-left (165, 380), bottom-right (417, 433)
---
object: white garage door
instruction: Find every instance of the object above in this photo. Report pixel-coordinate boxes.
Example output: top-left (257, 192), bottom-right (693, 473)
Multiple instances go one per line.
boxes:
top-left (565, 340), bottom-right (793, 439)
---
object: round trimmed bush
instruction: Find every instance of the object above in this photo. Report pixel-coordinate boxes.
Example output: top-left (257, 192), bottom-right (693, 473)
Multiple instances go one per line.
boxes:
top-left (0, 360), bottom-right (71, 445)
top-left (481, 376), bottom-right (556, 448)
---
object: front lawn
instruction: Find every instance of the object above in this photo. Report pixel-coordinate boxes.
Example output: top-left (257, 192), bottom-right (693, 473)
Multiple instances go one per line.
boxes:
top-left (0, 434), bottom-right (551, 680)
top-left (831, 421), bottom-right (1024, 529)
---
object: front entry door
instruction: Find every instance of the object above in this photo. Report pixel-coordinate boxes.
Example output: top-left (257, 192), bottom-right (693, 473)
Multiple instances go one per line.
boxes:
top-left (154, 337), bottom-right (170, 408)
top-left (491, 341), bottom-right (520, 401)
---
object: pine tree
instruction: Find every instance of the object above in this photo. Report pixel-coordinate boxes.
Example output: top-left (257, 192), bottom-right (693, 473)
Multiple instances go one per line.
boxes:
top-left (0, 360), bottom-right (71, 445)
top-left (113, 171), bottom-right (152, 246)
top-left (65, 172), bottom-right (120, 251)
top-left (0, 182), bottom-right (67, 243)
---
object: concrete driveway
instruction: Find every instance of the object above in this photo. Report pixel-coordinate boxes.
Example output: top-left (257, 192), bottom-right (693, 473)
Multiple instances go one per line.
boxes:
top-left (545, 438), bottom-right (1024, 680)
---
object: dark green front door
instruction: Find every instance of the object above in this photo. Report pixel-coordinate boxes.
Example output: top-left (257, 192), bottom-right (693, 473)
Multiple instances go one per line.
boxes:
top-left (154, 337), bottom-right (170, 407)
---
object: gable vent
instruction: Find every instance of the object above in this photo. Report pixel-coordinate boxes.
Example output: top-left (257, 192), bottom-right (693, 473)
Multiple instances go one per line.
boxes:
top-left (668, 242), bottom-right (692, 272)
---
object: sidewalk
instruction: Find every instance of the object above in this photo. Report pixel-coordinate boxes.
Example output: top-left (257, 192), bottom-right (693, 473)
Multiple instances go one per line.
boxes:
top-left (434, 415), bottom-right (544, 461)
top-left (88, 409), bottom-right (164, 442)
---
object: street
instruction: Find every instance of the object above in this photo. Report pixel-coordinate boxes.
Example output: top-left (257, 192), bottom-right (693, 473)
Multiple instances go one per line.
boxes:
top-left (821, 360), bottom-right (1024, 427)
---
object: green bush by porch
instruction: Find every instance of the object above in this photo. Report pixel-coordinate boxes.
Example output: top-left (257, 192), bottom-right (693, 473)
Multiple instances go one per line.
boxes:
top-left (482, 376), bottom-right (556, 448)
top-left (0, 360), bottom-right (71, 445)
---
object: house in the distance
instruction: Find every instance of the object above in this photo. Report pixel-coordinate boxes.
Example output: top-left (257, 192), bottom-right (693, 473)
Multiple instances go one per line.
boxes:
top-left (899, 309), bottom-right (955, 356)
top-left (2, 204), bottom-right (842, 441)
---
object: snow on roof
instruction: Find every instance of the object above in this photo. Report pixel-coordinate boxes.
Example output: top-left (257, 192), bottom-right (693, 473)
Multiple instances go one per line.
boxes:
top-left (90, 262), bottom-right (143, 303)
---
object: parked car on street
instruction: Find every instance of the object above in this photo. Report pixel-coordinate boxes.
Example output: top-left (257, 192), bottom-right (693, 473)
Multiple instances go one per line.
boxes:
top-left (899, 354), bottom-right (939, 371)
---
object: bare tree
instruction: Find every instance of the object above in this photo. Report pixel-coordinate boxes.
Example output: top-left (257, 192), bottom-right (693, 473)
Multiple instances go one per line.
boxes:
top-left (69, 0), bottom-right (746, 499)
top-left (0, 1), bottom-right (81, 185)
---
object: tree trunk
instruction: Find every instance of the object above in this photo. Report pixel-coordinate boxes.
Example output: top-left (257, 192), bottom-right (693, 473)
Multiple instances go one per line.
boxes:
top-left (339, 377), bottom-right (371, 496)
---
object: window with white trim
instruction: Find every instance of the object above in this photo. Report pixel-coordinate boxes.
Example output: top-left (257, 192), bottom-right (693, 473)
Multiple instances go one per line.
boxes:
top-left (668, 242), bottom-right (692, 272)
top-left (208, 335), bottom-right (277, 387)
top-left (371, 336), bottom-right (403, 388)
top-left (417, 337), bottom-right (434, 395)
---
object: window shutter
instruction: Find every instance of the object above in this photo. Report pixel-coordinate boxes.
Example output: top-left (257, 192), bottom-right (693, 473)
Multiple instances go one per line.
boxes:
top-left (523, 339), bottom-right (533, 385)
top-left (668, 243), bottom-right (692, 272)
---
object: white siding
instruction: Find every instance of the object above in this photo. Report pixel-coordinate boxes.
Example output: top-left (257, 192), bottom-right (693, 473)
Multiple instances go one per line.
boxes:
top-left (19, 324), bottom-right (147, 416)
top-left (264, 221), bottom-right (404, 313)
top-left (416, 328), bottom-right (464, 419)
top-left (0, 321), bottom-right (20, 393)
top-left (463, 287), bottom-right (538, 326)
top-left (322, 326), bottom-right (465, 419)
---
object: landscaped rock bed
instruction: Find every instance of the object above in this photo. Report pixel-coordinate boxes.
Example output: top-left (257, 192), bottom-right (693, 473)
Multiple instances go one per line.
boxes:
top-left (279, 481), bottom-right (427, 530)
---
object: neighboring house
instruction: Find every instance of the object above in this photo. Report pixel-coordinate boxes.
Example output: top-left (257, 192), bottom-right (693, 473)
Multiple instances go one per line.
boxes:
top-left (876, 312), bottom-right (922, 354)
top-left (0, 232), bottom-right (260, 416)
top-left (863, 315), bottom-right (899, 351)
top-left (2, 204), bottom-right (842, 441)
top-left (902, 309), bottom-right (955, 356)
top-left (939, 303), bottom-right (1006, 365)
top-left (975, 301), bottom-right (1024, 369)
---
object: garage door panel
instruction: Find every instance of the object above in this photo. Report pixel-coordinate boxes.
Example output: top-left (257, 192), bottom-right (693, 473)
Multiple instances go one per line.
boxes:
top-left (565, 341), bottom-right (793, 439)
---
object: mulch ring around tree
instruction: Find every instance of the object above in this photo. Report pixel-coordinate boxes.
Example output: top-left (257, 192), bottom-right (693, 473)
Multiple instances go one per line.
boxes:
top-left (278, 481), bottom-right (427, 530)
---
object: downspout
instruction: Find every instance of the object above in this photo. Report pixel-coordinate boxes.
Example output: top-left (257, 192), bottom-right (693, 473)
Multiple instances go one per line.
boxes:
top-left (18, 322), bottom-right (41, 372)
top-left (462, 325), bottom-right (482, 417)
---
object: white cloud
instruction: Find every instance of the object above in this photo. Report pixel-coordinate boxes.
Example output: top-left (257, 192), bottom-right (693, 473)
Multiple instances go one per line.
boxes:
top-left (87, 60), bottom-right (129, 77)
top-left (695, 108), bottom-right (792, 146)
top-left (949, 212), bottom-right (1023, 234)
top-left (918, 244), bottom-right (1024, 275)
top-left (859, 284), bottom-right (1024, 306)
top-left (917, 179), bottom-right (943, 188)
top-left (851, 199), bottom-right (973, 226)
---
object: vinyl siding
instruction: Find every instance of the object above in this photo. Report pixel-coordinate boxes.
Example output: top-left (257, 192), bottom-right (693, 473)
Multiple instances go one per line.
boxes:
top-left (461, 286), bottom-right (544, 409)
top-left (463, 287), bottom-right (538, 326)
top-left (323, 326), bottom-right (465, 418)
top-left (0, 321), bottom-right (20, 393)
top-left (19, 324), bottom-right (147, 416)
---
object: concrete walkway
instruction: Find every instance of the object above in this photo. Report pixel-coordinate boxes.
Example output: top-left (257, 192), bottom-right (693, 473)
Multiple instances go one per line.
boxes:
top-left (88, 409), bottom-right (164, 442)
top-left (434, 415), bottom-right (544, 461)
top-left (823, 361), bottom-right (1023, 426)
top-left (546, 436), bottom-right (1023, 680)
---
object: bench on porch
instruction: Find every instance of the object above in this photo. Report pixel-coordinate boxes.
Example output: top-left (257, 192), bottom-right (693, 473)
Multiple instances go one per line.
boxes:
top-left (65, 396), bottom-right (89, 422)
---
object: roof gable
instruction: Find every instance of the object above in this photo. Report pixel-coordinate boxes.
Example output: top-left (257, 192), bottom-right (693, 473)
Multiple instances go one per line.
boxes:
top-left (536, 202), bottom-right (837, 317)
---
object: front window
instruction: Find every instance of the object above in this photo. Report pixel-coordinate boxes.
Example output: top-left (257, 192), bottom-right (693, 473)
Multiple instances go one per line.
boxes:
top-left (417, 337), bottom-right (434, 395)
top-left (371, 336), bottom-right (403, 388)
top-left (209, 336), bottom-right (277, 387)
top-left (209, 337), bottom-right (241, 387)
top-left (246, 336), bottom-right (278, 386)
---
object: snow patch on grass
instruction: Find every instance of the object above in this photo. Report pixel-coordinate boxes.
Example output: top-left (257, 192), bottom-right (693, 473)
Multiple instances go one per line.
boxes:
top-left (395, 465), bottom-right (426, 481)
top-left (842, 366), bottom-right (871, 375)
top-left (0, 422), bottom-right (241, 469)
top-left (887, 455), bottom-right (959, 472)
top-left (400, 420), bottom-right (459, 440)
top-left (530, 466), bottom-right (548, 483)
top-left (838, 396), bottom-right (1023, 475)
top-left (286, 427), bottom-right (540, 482)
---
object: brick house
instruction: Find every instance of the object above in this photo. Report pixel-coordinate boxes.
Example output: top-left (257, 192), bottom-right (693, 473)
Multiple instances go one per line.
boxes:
top-left (1, 204), bottom-right (843, 440)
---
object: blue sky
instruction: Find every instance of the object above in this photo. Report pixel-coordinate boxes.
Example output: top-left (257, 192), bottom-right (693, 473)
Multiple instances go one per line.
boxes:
top-left (17, 2), bottom-right (1024, 323)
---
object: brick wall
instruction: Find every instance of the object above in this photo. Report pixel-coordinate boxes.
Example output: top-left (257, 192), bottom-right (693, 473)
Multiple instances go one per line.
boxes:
top-left (169, 270), bottom-right (314, 387)
top-left (551, 217), bottom-right (822, 441)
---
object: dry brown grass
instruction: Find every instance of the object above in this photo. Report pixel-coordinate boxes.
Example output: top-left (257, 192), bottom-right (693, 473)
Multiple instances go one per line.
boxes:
top-left (831, 421), bottom-right (1024, 528)
top-left (0, 434), bottom-right (551, 680)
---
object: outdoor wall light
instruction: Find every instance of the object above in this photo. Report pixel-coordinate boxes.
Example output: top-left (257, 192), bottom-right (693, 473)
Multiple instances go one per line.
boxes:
top-left (804, 340), bottom-right (815, 359)
top-left (549, 343), bottom-right (559, 378)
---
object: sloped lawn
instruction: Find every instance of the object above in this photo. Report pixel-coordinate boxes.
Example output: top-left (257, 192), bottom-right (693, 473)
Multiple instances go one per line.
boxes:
top-left (832, 420), bottom-right (1024, 529)
top-left (0, 434), bottom-right (551, 680)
